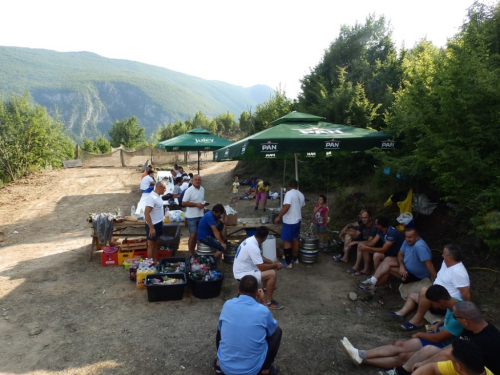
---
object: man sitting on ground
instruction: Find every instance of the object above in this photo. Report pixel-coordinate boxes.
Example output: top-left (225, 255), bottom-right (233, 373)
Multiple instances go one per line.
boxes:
top-left (334, 210), bottom-right (378, 275)
top-left (233, 226), bottom-right (283, 310)
top-left (413, 339), bottom-right (494, 375)
top-left (140, 169), bottom-right (156, 193)
top-left (394, 301), bottom-right (500, 375)
top-left (214, 275), bottom-right (282, 375)
top-left (341, 285), bottom-right (463, 371)
top-left (197, 204), bottom-right (227, 259)
top-left (387, 244), bottom-right (470, 331)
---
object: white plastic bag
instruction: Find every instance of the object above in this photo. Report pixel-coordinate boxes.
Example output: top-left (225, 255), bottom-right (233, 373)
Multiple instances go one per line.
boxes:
top-left (397, 212), bottom-right (413, 225)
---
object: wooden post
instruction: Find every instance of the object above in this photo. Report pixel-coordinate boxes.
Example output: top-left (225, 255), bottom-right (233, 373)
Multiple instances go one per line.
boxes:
top-left (120, 149), bottom-right (125, 167)
top-left (76, 144), bottom-right (79, 160)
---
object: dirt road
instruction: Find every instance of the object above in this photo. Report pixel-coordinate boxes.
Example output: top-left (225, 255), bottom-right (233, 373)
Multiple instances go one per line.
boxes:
top-left (0, 162), bottom-right (417, 375)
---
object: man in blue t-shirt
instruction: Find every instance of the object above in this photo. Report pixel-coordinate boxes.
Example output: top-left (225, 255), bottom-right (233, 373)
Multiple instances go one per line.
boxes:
top-left (215, 275), bottom-right (281, 375)
top-left (197, 204), bottom-right (227, 259)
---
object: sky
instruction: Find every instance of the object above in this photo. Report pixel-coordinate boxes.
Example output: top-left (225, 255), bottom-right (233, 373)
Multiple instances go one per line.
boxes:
top-left (0, 0), bottom-right (482, 99)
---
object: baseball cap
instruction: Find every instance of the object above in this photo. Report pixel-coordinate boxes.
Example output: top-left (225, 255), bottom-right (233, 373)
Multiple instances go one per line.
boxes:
top-left (182, 176), bottom-right (190, 181)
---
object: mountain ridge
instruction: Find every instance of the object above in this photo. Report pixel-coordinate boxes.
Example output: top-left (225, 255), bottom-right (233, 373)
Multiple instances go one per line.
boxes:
top-left (0, 46), bottom-right (274, 141)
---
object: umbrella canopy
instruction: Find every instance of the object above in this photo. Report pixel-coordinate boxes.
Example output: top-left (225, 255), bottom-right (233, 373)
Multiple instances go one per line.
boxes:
top-left (213, 112), bottom-right (395, 162)
top-left (156, 128), bottom-right (232, 173)
top-left (156, 128), bottom-right (232, 151)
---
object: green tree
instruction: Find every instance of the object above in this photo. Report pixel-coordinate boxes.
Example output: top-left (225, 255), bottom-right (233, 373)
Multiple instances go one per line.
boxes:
top-left (108, 116), bottom-right (147, 149)
top-left (0, 93), bottom-right (74, 181)
top-left (215, 112), bottom-right (235, 135)
top-left (253, 86), bottom-right (294, 133)
top-left (238, 110), bottom-right (252, 133)
top-left (94, 135), bottom-right (111, 154)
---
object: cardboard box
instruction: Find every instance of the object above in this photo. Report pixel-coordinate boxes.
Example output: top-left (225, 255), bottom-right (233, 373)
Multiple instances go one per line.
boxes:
top-left (225, 213), bottom-right (238, 226)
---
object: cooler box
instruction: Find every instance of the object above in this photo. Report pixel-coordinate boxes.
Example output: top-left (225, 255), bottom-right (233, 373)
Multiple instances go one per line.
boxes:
top-left (189, 273), bottom-right (225, 299)
top-left (157, 257), bottom-right (188, 274)
top-left (145, 273), bottom-right (187, 302)
top-left (101, 246), bottom-right (119, 266)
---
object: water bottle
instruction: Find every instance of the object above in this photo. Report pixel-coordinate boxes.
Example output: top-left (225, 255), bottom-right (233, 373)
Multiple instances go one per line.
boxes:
top-left (131, 205), bottom-right (135, 216)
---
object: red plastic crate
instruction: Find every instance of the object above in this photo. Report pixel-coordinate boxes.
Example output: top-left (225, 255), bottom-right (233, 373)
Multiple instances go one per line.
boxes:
top-left (101, 246), bottom-right (119, 266)
top-left (157, 249), bottom-right (173, 261)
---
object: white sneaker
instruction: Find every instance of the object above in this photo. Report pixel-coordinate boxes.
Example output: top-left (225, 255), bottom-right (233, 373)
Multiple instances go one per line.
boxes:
top-left (378, 369), bottom-right (397, 375)
top-left (340, 337), bottom-right (362, 365)
top-left (293, 259), bottom-right (299, 265)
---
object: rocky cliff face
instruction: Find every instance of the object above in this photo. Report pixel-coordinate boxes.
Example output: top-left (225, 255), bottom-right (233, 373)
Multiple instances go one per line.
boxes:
top-left (32, 82), bottom-right (176, 141)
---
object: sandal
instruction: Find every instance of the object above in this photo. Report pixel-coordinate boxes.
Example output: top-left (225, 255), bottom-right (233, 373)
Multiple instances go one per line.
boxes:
top-left (346, 267), bottom-right (356, 274)
top-left (333, 254), bottom-right (347, 262)
top-left (399, 321), bottom-right (423, 332)
top-left (383, 311), bottom-right (405, 322)
top-left (213, 358), bottom-right (224, 374)
top-left (354, 270), bottom-right (369, 276)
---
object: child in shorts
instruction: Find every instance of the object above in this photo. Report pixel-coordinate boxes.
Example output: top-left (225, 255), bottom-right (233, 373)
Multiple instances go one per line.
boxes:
top-left (313, 195), bottom-right (329, 248)
top-left (229, 176), bottom-right (240, 205)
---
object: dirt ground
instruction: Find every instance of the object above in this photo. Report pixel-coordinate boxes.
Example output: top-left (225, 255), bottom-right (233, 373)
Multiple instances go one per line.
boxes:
top-left (0, 161), bottom-right (497, 375)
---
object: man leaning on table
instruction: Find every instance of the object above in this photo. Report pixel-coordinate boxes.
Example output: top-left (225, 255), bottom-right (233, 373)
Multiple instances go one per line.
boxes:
top-left (145, 181), bottom-right (167, 261)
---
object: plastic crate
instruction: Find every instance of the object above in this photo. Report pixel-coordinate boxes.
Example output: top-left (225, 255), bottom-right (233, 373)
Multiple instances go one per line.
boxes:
top-left (145, 273), bottom-right (187, 302)
top-left (101, 246), bottom-right (119, 266)
top-left (134, 250), bottom-right (148, 259)
top-left (189, 273), bottom-right (225, 299)
top-left (157, 248), bottom-right (173, 261)
top-left (157, 257), bottom-right (188, 274)
top-left (118, 248), bottom-right (134, 265)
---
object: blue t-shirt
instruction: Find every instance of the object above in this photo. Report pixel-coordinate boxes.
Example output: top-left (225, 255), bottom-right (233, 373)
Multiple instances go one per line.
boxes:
top-left (197, 211), bottom-right (220, 240)
top-left (401, 238), bottom-right (432, 279)
top-left (218, 295), bottom-right (278, 375)
top-left (441, 299), bottom-right (464, 346)
top-left (377, 226), bottom-right (404, 257)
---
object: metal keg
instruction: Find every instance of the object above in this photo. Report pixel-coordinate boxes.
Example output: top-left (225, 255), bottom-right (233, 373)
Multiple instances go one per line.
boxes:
top-left (197, 241), bottom-right (216, 256)
top-left (299, 234), bottom-right (319, 263)
top-left (223, 243), bottom-right (237, 264)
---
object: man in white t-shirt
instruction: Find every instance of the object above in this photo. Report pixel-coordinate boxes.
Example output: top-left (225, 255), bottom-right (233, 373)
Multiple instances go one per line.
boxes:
top-left (393, 244), bottom-right (470, 331)
top-left (180, 176), bottom-right (190, 192)
top-left (182, 174), bottom-right (205, 255)
top-left (140, 170), bottom-right (156, 193)
top-left (274, 179), bottom-right (305, 269)
top-left (145, 181), bottom-right (167, 261)
top-left (233, 226), bottom-right (283, 310)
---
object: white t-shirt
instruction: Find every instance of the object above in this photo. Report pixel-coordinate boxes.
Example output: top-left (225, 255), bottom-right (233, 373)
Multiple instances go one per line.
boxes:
top-left (282, 189), bottom-right (305, 224)
top-left (233, 236), bottom-right (263, 281)
top-left (183, 185), bottom-right (205, 218)
top-left (140, 175), bottom-right (154, 190)
top-left (180, 182), bottom-right (189, 192)
top-left (145, 191), bottom-right (164, 225)
top-left (434, 261), bottom-right (470, 299)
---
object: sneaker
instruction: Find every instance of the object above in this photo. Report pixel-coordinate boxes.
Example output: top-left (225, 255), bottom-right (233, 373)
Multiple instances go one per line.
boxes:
top-left (281, 261), bottom-right (288, 267)
top-left (358, 278), bottom-right (372, 286)
top-left (293, 259), bottom-right (299, 265)
top-left (267, 300), bottom-right (283, 310)
top-left (378, 369), bottom-right (397, 375)
top-left (340, 337), bottom-right (362, 365)
top-left (259, 365), bottom-right (280, 375)
top-left (358, 280), bottom-right (377, 293)
top-left (254, 206), bottom-right (258, 210)
top-left (263, 208), bottom-right (266, 212)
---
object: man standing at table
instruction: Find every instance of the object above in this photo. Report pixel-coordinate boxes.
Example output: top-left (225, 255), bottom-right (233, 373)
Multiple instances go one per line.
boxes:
top-left (182, 174), bottom-right (205, 255)
top-left (274, 179), bottom-right (305, 269)
top-left (145, 181), bottom-right (167, 261)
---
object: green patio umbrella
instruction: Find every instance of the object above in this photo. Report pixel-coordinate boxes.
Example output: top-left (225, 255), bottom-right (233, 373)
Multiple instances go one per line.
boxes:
top-left (156, 128), bottom-right (232, 174)
top-left (213, 112), bottom-right (395, 180)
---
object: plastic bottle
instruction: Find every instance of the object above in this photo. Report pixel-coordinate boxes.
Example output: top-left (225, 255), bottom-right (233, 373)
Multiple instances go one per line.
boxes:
top-left (139, 209), bottom-right (144, 220)
top-left (131, 205), bottom-right (136, 216)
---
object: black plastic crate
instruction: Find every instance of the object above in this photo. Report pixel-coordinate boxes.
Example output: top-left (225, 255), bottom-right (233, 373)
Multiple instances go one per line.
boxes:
top-left (144, 273), bottom-right (186, 302)
top-left (157, 257), bottom-right (188, 274)
top-left (189, 273), bottom-right (225, 299)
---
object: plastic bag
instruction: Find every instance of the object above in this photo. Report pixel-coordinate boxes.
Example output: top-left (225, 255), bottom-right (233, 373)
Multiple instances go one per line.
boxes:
top-left (397, 212), bottom-right (413, 225)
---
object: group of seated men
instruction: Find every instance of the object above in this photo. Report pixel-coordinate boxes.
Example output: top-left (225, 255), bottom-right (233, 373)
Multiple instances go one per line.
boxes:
top-left (333, 211), bottom-right (498, 374)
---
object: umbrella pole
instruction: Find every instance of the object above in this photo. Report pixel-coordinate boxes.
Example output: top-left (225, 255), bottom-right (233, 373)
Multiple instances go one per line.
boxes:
top-left (294, 154), bottom-right (299, 182)
top-left (197, 153), bottom-right (200, 175)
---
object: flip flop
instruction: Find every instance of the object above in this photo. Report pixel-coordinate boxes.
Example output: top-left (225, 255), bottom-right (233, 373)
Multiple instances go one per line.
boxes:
top-left (399, 321), bottom-right (423, 332)
top-left (346, 267), bottom-right (356, 274)
top-left (354, 270), bottom-right (369, 276)
top-left (383, 311), bottom-right (405, 322)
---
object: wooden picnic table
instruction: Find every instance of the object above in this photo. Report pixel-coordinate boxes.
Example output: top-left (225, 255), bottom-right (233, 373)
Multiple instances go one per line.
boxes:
top-left (225, 218), bottom-right (281, 241)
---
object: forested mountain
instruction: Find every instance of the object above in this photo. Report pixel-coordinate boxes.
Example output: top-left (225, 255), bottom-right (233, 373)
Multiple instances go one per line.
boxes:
top-left (0, 46), bottom-right (273, 141)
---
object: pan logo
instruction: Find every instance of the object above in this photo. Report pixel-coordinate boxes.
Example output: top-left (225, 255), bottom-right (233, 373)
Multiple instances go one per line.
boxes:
top-left (214, 153), bottom-right (218, 160)
top-left (306, 152), bottom-right (316, 158)
top-left (324, 139), bottom-right (341, 149)
top-left (381, 139), bottom-right (396, 149)
top-left (265, 154), bottom-right (276, 158)
top-left (261, 141), bottom-right (278, 152)
top-left (241, 144), bottom-right (246, 154)
top-left (224, 148), bottom-right (230, 157)
top-left (195, 138), bottom-right (215, 143)
top-left (173, 147), bottom-right (180, 151)
top-left (297, 127), bottom-right (344, 135)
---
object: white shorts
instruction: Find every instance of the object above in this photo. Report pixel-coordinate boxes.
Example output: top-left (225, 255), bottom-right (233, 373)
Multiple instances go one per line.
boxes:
top-left (235, 269), bottom-right (262, 283)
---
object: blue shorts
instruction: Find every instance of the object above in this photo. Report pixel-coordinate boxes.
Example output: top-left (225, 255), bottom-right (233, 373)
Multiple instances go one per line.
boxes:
top-left (187, 217), bottom-right (202, 233)
top-left (281, 221), bottom-right (301, 242)
top-left (418, 338), bottom-right (444, 348)
top-left (314, 224), bottom-right (326, 232)
top-left (145, 221), bottom-right (163, 241)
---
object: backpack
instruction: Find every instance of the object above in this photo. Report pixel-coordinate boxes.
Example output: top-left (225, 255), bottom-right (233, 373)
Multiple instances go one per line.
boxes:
top-left (178, 188), bottom-right (187, 207)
